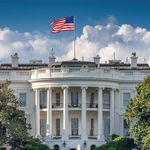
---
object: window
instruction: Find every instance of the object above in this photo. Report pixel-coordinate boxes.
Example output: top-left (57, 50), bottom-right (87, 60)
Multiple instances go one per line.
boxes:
top-left (40, 91), bottom-right (47, 108)
top-left (90, 145), bottom-right (96, 150)
top-left (56, 118), bottom-right (60, 136)
top-left (123, 93), bottom-right (131, 107)
top-left (40, 119), bottom-right (46, 137)
top-left (103, 91), bottom-right (110, 109)
top-left (71, 92), bottom-right (78, 107)
top-left (56, 93), bottom-right (60, 107)
top-left (90, 93), bottom-right (94, 104)
top-left (124, 119), bottom-right (129, 135)
top-left (71, 118), bottom-right (78, 136)
top-left (90, 118), bottom-right (94, 136)
top-left (19, 93), bottom-right (26, 107)
top-left (104, 119), bottom-right (110, 140)
top-left (54, 145), bottom-right (59, 150)
top-left (0, 123), bottom-right (6, 137)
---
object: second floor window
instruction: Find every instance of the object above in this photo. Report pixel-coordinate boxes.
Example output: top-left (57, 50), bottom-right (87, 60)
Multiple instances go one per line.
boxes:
top-left (56, 93), bottom-right (60, 106)
top-left (103, 91), bottom-right (110, 109)
top-left (40, 91), bottom-right (47, 108)
top-left (123, 93), bottom-right (131, 107)
top-left (71, 92), bottom-right (78, 106)
top-left (19, 93), bottom-right (26, 107)
top-left (90, 93), bottom-right (94, 104)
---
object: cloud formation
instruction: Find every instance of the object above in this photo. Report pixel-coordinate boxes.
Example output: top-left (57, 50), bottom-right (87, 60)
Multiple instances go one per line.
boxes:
top-left (0, 23), bottom-right (150, 64)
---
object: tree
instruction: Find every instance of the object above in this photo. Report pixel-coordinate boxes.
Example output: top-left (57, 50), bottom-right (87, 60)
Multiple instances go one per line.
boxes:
top-left (0, 81), bottom-right (51, 150)
top-left (125, 76), bottom-right (150, 150)
top-left (96, 136), bottom-right (136, 150)
top-left (0, 80), bottom-right (30, 148)
top-left (20, 137), bottom-right (51, 150)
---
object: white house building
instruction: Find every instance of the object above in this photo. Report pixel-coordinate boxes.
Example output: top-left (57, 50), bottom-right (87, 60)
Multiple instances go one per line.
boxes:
top-left (0, 52), bottom-right (150, 150)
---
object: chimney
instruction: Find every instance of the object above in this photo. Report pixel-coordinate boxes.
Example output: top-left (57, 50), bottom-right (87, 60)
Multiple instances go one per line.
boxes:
top-left (49, 48), bottom-right (56, 66)
top-left (11, 52), bottom-right (19, 68)
top-left (94, 55), bottom-right (100, 67)
top-left (130, 52), bottom-right (138, 68)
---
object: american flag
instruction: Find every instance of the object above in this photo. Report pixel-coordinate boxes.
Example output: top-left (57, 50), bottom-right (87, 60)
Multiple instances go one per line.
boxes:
top-left (50, 16), bottom-right (74, 34)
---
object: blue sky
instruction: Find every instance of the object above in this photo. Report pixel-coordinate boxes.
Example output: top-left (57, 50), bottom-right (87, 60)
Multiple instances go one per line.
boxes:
top-left (0, 0), bottom-right (150, 35)
top-left (0, 0), bottom-right (150, 64)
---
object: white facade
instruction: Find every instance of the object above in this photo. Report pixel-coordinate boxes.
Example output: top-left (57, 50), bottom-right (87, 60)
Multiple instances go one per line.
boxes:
top-left (0, 52), bottom-right (150, 150)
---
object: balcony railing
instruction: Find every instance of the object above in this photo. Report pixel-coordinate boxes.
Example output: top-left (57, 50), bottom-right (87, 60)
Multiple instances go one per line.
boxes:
top-left (40, 104), bottom-right (47, 109)
top-left (69, 135), bottom-right (81, 139)
top-left (87, 103), bottom-right (98, 108)
top-left (103, 103), bottom-right (110, 109)
top-left (68, 103), bottom-right (81, 108)
top-left (52, 103), bottom-right (63, 108)
top-left (52, 135), bottom-right (62, 139)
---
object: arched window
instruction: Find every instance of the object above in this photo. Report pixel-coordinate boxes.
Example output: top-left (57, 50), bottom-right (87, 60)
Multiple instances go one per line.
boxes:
top-left (90, 145), bottom-right (96, 150)
top-left (54, 145), bottom-right (59, 150)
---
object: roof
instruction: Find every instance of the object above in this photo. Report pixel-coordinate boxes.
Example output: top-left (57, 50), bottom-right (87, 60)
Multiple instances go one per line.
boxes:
top-left (0, 64), bottom-right (48, 70)
top-left (0, 61), bottom-right (149, 70)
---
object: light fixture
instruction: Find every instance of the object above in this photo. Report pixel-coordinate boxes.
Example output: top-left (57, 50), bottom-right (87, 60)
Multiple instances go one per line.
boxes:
top-left (63, 141), bottom-right (66, 147)
top-left (83, 141), bottom-right (87, 147)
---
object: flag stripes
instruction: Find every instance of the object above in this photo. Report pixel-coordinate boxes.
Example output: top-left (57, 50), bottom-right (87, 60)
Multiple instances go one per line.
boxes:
top-left (50, 16), bottom-right (74, 34)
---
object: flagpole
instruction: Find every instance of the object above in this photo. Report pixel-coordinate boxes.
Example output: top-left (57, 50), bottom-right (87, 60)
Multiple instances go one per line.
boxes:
top-left (73, 16), bottom-right (76, 60)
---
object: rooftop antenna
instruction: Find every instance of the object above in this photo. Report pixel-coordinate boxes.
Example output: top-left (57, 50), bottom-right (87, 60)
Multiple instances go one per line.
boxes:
top-left (126, 57), bottom-right (129, 63)
top-left (144, 58), bottom-right (146, 63)
top-left (82, 56), bottom-right (84, 61)
top-left (113, 52), bottom-right (116, 60)
top-left (50, 48), bottom-right (54, 58)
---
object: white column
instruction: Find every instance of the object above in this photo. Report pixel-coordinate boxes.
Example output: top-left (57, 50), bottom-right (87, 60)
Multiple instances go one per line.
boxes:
top-left (62, 86), bottom-right (68, 140)
top-left (81, 86), bottom-right (87, 140)
top-left (35, 89), bottom-right (40, 137)
top-left (110, 88), bottom-right (115, 136)
top-left (46, 87), bottom-right (52, 137)
top-left (97, 87), bottom-right (104, 141)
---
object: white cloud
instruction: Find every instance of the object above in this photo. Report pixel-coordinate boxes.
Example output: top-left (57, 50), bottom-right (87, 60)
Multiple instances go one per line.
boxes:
top-left (0, 23), bottom-right (150, 64)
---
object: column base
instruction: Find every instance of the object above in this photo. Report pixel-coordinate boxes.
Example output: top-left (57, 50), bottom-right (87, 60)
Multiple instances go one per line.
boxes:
top-left (97, 134), bottom-right (105, 142)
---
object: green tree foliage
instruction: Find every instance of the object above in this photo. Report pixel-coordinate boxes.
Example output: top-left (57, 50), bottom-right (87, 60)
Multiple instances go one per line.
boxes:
top-left (0, 81), bottom-right (30, 148)
top-left (125, 76), bottom-right (150, 150)
top-left (96, 137), bottom-right (136, 150)
top-left (0, 81), bottom-right (51, 150)
top-left (20, 137), bottom-right (50, 150)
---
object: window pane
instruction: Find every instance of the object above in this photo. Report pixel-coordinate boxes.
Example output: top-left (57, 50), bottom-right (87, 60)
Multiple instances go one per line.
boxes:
top-left (56, 93), bottom-right (60, 106)
top-left (40, 91), bottom-right (47, 108)
top-left (71, 118), bottom-right (78, 136)
top-left (103, 91), bottom-right (110, 104)
top-left (123, 93), bottom-right (130, 107)
top-left (56, 119), bottom-right (60, 136)
top-left (19, 93), bottom-right (26, 107)
top-left (90, 93), bottom-right (94, 104)
top-left (71, 92), bottom-right (78, 106)
top-left (90, 118), bottom-right (94, 136)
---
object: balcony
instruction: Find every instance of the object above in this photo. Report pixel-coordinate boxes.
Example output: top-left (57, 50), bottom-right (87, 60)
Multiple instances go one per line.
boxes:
top-left (52, 103), bottom-right (63, 108)
top-left (40, 104), bottom-right (47, 109)
top-left (103, 103), bottom-right (110, 109)
top-left (69, 135), bottom-right (81, 139)
top-left (52, 135), bottom-right (62, 139)
top-left (86, 103), bottom-right (98, 108)
top-left (68, 103), bottom-right (81, 108)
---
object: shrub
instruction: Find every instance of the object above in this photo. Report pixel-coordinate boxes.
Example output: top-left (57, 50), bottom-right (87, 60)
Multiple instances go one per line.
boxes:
top-left (96, 137), bottom-right (136, 150)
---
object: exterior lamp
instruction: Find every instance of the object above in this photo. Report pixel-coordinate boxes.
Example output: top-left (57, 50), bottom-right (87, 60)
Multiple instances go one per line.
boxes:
top-left (63, 141), bottom-right (66, 147)
top-left (83, 141), bottom-right (87, 147)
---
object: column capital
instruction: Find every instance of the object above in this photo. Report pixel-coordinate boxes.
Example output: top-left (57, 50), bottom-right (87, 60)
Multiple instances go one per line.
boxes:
top-left (98, 86), bottom-right (105, 90)
top-left (81, 86), bottom-right (88, 90)
top-left (47, 87), bottom-right (54, 90)
top-left (61, 86), bottom-right (69, 89)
